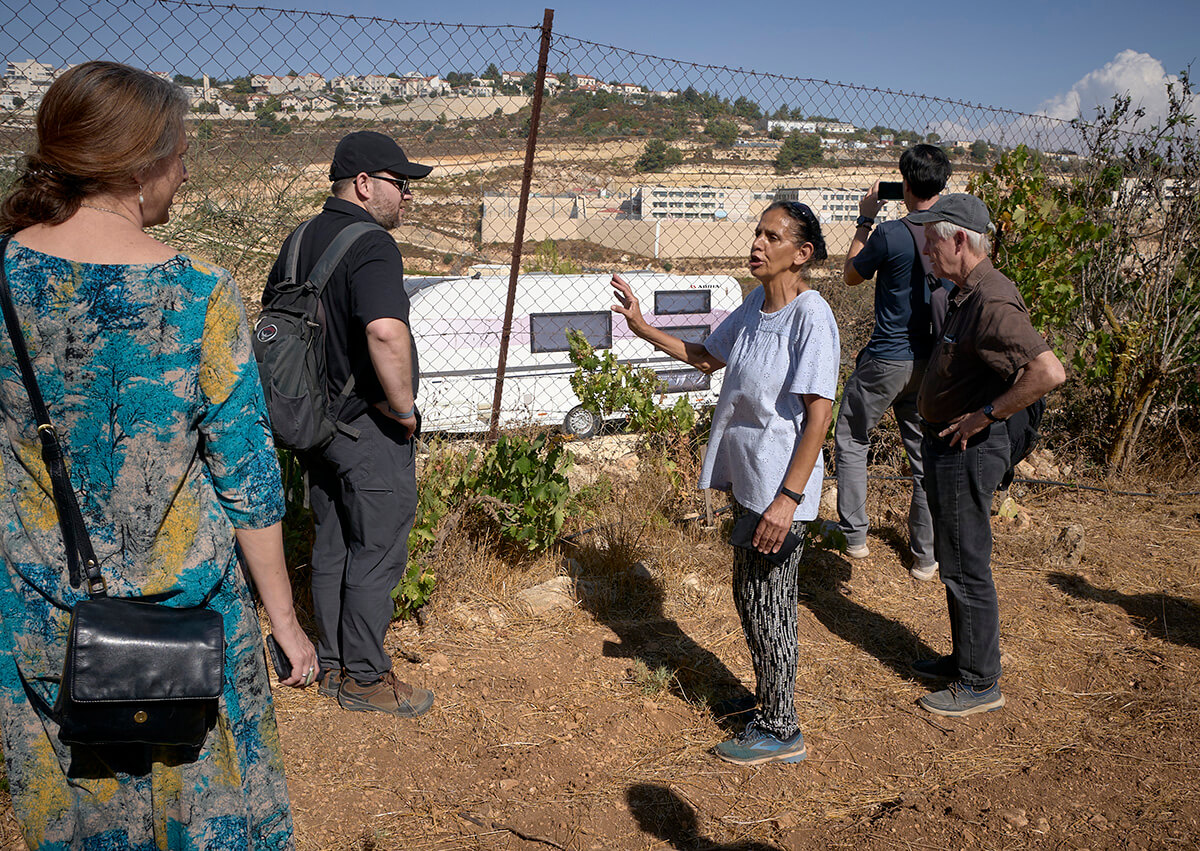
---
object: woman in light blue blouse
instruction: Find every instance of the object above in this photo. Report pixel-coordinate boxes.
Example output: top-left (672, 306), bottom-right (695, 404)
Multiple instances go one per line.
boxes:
top-left (0, 61), bottom-right (316, 848)
top-left (611, 201), bottom-right (839, 766)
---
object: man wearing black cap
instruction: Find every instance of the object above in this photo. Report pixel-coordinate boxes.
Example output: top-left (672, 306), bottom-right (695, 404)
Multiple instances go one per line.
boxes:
top-left (907, 193), bottom-right (1065, 717)
top-left (264, 131), bottom-right (434, 717)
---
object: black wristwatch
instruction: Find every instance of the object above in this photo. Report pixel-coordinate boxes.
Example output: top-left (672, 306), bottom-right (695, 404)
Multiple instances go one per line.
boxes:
top-left (982, 403), bottom-right (1004, 422)
top-left (856, 215), bottom-right (875, 229)
top-left (780, 486), bottom-right (804, 504)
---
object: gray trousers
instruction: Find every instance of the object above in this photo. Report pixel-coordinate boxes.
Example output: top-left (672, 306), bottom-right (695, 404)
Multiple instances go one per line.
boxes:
top-left (834, 354), bottom-right (934, 565)
top-left (307, 408), bottom-right (417, 683)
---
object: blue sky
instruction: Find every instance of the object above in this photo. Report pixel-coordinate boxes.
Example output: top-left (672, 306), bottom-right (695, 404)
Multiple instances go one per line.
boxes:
top-left (3, 0), bottom-right (1195, 122)
top-left (322, 0), bottom-right (1197, 115)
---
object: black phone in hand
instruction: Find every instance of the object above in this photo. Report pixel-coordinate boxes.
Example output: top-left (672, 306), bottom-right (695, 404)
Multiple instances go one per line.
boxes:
top-left (266, 635), bottom-right (291, 680)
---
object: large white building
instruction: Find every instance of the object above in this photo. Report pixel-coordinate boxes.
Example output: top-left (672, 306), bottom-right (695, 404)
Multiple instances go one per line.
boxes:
top-left (774, 186), bottom-right (896, 225)
top-left (759, 118), bottom-right (858, 135)
top-left (634, 186), bottom-right (769, 221)
top-left (2, 60), bottom-right (60, 109)
top-left (250, 73), bottom-right (327, 95)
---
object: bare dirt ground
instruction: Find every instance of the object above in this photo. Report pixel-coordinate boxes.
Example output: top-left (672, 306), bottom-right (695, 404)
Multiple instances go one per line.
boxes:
top-left (258, 474), bottom-right (1197, 851)
top-left (1, 460), bottom-right (1197, 849)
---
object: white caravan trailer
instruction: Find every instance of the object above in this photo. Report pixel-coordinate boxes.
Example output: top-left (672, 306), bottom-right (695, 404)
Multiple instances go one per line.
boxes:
top-left (404, 271), bottom-right (745, 436)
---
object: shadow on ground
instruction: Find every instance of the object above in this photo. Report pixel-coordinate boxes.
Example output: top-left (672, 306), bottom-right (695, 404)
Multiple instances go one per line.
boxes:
top-left (1048, 571), bottom-right (1200, 649)
top-left (570, 539), bottom-right (755, 733)
top-left (798, 547), bottom-right (943, 680)
top-left (627, 783), bottom-right (782, 850)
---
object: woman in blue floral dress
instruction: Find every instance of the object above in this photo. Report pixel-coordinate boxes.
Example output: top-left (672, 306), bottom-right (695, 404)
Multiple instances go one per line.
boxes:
top-left (0, 62), bottom-right (317, 848)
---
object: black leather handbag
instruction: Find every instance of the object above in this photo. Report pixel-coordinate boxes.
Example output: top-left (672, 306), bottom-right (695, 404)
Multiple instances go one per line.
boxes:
top-left (0, 234), bottom-right (224, 747)
top-left (56, 596), bottom-right (224, 747)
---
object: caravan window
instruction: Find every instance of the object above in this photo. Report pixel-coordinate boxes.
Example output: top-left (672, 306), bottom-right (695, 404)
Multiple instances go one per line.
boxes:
top-left (666, 324), bottom-right (710, 344)
top-left (529, 311), bottom-right (612, 353)
top-left (654, 290), bottom-right (711, 315)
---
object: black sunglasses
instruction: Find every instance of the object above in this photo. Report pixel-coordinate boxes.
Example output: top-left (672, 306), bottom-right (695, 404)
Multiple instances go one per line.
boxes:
top-left (370, 173), bottom-right (411, 194)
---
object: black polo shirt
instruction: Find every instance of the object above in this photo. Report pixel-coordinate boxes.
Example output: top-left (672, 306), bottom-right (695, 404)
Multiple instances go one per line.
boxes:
top-left (264, 197), bottom-right (418, 423)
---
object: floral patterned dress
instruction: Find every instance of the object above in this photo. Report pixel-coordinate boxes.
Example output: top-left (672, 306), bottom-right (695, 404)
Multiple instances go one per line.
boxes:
top-left (0, 240), bottom-right (293, 849)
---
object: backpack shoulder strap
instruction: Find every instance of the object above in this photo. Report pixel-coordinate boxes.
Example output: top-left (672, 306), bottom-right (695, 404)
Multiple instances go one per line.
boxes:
top-left (305, 221), bottom-right (387, 296)
top-left (304, 220), bottom-right (388, 425)
top-left (283, 218), bottom-right (313, 283)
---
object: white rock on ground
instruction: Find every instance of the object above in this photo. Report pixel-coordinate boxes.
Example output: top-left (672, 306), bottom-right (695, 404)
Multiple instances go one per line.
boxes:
top-left (514, 575), bottom-right (577, 616)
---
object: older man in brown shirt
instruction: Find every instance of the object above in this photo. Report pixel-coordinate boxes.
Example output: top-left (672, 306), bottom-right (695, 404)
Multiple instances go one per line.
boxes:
top-left (906, 194), bottom-right (1066, 717)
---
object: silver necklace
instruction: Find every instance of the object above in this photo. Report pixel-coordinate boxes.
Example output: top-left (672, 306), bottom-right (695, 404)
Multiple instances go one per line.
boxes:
top-left (80, 203), bottom-right (140, 227)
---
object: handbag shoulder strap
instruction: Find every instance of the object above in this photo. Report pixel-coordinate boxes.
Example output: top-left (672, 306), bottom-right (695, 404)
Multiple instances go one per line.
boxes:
top-left (0, 234), bottom-right (105, 596)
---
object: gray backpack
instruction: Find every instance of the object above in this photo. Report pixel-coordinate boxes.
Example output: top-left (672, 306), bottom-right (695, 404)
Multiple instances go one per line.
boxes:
top-left (253, 219), bottom-right (384, 451)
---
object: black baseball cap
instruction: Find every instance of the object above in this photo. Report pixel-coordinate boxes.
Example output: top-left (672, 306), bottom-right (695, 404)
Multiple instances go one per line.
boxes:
top-left (908, 193), bottom-right (991, 234)
top-left (329, 131), bottom-right (433, 182)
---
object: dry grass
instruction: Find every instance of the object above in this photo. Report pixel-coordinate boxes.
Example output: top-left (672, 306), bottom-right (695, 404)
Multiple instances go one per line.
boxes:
top-left (4, 434), bottom-right (1198, 849)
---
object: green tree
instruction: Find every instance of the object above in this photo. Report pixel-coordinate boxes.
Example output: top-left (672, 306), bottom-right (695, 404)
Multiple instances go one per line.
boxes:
top-left (705, 119), bottom-right (738, 147)
top-left (970, 139), bottom-right (990, 162)
top-left (774, 132), bottom-right (823, 173)
top-left (482, 63), bottom-right (500, 82)
top-left (733, 96), bottom-right (762, 121)
top-left (972, 72), bottom-right (1200, 470)
top-left (634, 139), bottom-right (683, 173)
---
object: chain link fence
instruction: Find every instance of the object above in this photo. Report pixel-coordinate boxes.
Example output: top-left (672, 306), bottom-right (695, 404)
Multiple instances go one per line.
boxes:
top-left (0, 0), bottom-right (1097, 436)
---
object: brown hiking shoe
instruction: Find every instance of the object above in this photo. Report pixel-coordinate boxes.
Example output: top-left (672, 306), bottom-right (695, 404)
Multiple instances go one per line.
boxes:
top-left (316, 668), bottom-right (343, 698)
top-left (338, 671), bottom-right (434, 717)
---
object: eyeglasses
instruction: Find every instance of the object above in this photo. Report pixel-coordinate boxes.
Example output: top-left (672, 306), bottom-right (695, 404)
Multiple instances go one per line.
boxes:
top-left (370, 173), bottom-right (410, 194)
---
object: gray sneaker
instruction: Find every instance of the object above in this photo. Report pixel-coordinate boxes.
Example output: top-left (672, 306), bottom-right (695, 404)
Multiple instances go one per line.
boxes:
top-left (918, 680), bottom-right (1005, 717)
top-left (338, 671), bottom-right (434, 717)
top-left (911, 560), bottom-right (938, 581)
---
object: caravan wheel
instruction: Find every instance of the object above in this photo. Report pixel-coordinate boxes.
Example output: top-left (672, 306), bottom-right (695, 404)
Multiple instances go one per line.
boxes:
top-left (563, 406), bottom-right (600, 439)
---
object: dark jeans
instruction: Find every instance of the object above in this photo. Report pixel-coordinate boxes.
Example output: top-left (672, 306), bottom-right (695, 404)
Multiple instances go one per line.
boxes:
top-left (922, 422), bottom-right (1009, 687)
top-left (306, 409), bottom-right (417, 683)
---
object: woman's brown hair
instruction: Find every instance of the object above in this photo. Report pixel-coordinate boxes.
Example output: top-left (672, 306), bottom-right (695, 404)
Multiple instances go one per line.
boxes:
top-left (0, 61), bottom-right (188, 231)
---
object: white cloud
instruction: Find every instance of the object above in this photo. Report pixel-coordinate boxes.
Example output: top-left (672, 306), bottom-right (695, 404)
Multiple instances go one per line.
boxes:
top-left (925, 50), bottom-right (1197, 151)
top-left (1039, 50), bottom-right (1186, 124)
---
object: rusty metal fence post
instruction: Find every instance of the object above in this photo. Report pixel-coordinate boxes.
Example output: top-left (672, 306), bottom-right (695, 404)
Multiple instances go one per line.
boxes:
top-left (489, 7), bottom-right (554, 441)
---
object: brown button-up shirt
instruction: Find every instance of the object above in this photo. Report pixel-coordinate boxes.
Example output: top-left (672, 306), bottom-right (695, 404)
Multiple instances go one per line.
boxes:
top-left (918, 258), bottom-right (1049, 423)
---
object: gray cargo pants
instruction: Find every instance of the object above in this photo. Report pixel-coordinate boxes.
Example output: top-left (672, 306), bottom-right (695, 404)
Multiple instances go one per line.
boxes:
top-left (307, 408), bottom-right (417, 683)
top-left (834, 353), bottom-right (934, 566)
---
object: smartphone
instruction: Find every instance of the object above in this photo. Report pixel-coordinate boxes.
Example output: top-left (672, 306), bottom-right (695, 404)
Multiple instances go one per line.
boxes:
top-left (266, 635), bottom-right (291, 680)
top-left (878, 181), bottom-right (904, 201)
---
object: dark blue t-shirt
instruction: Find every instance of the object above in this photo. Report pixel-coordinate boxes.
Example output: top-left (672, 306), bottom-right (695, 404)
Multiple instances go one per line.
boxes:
top-left (851, 218), bottom-right (935, 360)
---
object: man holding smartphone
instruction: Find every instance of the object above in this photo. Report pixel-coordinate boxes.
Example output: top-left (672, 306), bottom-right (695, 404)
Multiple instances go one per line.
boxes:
top-left (834, 144), bottom-right (951, 579)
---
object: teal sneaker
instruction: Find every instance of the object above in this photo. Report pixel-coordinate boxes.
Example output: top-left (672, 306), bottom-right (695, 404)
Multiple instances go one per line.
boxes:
top-left (714, 723), bottom-right (807, 766)
top-left (918, 680), bottom-right (1005, 717)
